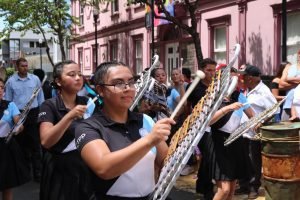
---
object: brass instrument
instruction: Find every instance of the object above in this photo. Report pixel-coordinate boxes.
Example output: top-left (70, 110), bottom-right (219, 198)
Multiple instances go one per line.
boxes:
top-left (224, 97), bottom-right (285, 146)
top-left (151, 44), bottom-right (241, 200)
top-left (5, 75), bottom-right (47, 143)
top-left (129, 55), bottom-right (160, 111)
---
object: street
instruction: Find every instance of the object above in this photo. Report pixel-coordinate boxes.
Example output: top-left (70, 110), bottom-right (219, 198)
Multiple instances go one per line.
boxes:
top-left (0, 173), bottom-right (266, 200)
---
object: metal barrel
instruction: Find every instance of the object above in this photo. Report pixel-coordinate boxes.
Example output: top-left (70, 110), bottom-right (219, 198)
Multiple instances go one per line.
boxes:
top-left (260, 122), bottom-right (300, 200)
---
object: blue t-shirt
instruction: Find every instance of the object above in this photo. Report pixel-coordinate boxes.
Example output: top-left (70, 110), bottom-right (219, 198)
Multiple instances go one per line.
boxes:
top-left (0, 101), bottom-right (20, 137)
top-left (1, 102), bottom-right (20, 127)
top-left (167, 88), bottom-right (180, 111)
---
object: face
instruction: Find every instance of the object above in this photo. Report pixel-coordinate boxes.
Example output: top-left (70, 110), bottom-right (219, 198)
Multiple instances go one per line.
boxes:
top-left (17, 61), bottom-right (29, 77)
top-left (171, 69), bottom-right (182, 83)
top-left (0, 81), bottom-right (4, 99)
top-left (97, 66), bottom-right (136, 109)
top-left (154, 68), bottom-right (167, 84)
top-left (203, 64), bottom-right (216, 82)
top-left (243, 74), bottom-right (252, 88)
top-left (56, 63), bottom-right (83, 93)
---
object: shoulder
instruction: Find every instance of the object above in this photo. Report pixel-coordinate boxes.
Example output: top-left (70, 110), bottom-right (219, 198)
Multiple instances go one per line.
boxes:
top-left (40, 97), bottom-right (58, 110)
top-left (28, 73), bottom-right (40, 81)
top-left (5, 74), bottom-right (16, 84)
top-left (141, 113), bottom-right (155, 132)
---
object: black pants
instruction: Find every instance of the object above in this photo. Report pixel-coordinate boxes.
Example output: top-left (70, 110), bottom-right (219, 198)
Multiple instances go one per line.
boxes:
top-left (239, 139), bottom-right (262, 192)
top-left (15, 107), bottom-right (42, 179)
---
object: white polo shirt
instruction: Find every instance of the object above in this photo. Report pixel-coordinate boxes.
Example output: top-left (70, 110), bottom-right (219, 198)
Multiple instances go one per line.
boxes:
top-left (242, 81), bottom-right (278, 138)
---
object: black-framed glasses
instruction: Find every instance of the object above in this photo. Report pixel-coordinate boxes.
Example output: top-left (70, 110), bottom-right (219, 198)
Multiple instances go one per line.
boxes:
top-left (100, 79), bottom-right (136, 91)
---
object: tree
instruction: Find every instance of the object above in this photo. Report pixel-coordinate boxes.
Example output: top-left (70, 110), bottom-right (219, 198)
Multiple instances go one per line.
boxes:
top-left (0, 0), bottom-right (78, 67)
top-left (134, 0), bottom-right (203, 67)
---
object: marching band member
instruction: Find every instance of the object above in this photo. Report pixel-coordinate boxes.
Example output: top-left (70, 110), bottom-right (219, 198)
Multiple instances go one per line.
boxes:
top-left (237, 64), bottom-right (278, 199)
top-left (206, 69), bottom-right (255, 200)
top-left (139, 68), bottom-right (172, 121)
top-left (189, 58), bottom-right (217, 199)
top-left (4, 58), bottom-right (44, 182)
top-left (75, 61), bottom-right (175, 199)
top-left (38, 61), bottom-right (95, 200)
top-left (0, 78), bottom-right (30, 200)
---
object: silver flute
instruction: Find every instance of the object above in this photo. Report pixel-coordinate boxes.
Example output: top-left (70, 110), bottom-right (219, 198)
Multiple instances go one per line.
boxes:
top-left (224, 97), bottom-right (286, 146)
top-left (129, 55), bottom-right (160, 111)
top-left (5, 75), bottom-right (47, 143)
top-left (151, 44), bottom-right (241, 200)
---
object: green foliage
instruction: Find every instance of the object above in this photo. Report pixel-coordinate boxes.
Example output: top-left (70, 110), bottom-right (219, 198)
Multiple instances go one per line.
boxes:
top-left (0, 0), bottom-right (79, 63)
top-left (5, 67), bottom-right (15, 78)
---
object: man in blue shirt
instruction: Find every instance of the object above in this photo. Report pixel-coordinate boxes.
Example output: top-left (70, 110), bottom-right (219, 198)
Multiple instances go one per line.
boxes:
top-left (5, 57), bottom-right (44, 182)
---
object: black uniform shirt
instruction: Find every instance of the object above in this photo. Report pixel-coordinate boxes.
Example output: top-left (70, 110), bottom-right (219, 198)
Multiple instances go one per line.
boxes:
top-left (38, 95), bottom-right (89, 153)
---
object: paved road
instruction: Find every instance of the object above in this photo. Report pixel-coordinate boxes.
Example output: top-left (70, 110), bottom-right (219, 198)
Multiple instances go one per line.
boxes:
top-left (0, 181), bottom-right (196, 200)
top-left (0, 180), bottom-right (265, 200)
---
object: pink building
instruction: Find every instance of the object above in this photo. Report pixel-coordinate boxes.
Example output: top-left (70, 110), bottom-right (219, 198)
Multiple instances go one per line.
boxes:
top-left (70, 0), bottom-right (300, 77)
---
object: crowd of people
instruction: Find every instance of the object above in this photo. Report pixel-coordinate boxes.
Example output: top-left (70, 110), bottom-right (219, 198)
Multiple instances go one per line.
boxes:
top-left (0, 50), bottom-right (299, 200)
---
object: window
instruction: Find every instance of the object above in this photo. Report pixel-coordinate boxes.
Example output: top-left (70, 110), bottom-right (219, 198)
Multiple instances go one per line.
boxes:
top-left (180, 41), bottom-right (195, 73)
top-left (111, 0), bottom-right (119, 13)
top-left (214, 27), bottom-right (226, 64)
top-left (30, 41), bottom-right (35, 48)
top-left (206, 15), bottom-right (230, 63)
top-left (286, 12), bottom-right (300, 64)
top-left (110, 41), bottom-right (118, 61)
top-left (78, 48), bottom-right (83, 70)
top-left (135, 40), bottom-right (143, 74)
top-left (79, 3), bottom-right (84, 26)
top-left (9, 39), bottom-right (20, 60)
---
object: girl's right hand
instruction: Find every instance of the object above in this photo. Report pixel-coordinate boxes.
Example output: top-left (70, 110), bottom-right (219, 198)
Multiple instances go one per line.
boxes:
top-left (148, 118), bottom-right (176, 145)
top-left (68, 105), bottom-right (87, 120)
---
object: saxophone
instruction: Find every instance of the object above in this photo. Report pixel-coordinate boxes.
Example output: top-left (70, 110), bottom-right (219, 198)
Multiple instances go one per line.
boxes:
top-left (224, 97), bottom-right (285, 146)
top-left (129, 55), bottom-right (160, 111)
top-left (5, 75), bottom-right (47, 143)
top-left (151, 44), bottom-right (241, 200)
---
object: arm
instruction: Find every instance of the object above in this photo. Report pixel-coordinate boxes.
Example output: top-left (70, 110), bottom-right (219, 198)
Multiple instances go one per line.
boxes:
top-left (40, 104), bottom-right (87, 149)
top-left (244, 106), bottom-right (255, 119)
top-left (80, 118), bottom-right (175, 180)
top-left (209, 102), bottom-right (243, 125)
top-left (279, 65), bottom-right (297, 89)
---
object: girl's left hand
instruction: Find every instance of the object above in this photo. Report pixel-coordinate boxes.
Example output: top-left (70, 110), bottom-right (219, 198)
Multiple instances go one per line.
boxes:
top-left (227, 102), bottom-right (243, 111)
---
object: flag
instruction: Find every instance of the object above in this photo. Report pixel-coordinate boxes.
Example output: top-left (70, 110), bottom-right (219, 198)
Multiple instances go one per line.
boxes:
top-left (145, 0), bottom-right (174, 27)
top-left (155, 0), bottom-right (174, 26)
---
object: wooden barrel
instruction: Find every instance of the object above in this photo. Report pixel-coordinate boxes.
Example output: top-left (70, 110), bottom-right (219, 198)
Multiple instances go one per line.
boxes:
top-left (260, 122), bottom-right (300, 200)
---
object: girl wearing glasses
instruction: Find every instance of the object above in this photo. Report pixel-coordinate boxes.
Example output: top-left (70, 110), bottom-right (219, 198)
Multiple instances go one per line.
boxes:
top-left (75, 61), bottom-right (175, 199)
top-left (38, 61), bottom-right (95, 200)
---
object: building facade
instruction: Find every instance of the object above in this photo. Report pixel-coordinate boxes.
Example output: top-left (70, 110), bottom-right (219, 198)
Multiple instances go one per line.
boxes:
top-left (70, 0), bottom-right (300, 77)
top-left (0, 30), bottom-right (63, 73)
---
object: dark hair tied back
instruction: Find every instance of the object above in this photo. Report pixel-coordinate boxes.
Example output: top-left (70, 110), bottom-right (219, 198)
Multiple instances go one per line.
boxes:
top-left (94, 61), bottom-right (128, 85)
top-left (52, 60), bottom-right (76, 89)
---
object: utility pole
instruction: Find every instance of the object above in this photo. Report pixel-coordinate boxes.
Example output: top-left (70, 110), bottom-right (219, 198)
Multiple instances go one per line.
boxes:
top-left (282, 0), bottom-right (287, 62)
top-left (93, 1), bottom-right (99, 70)
top-left (39, 38), bottom-right (43, 69)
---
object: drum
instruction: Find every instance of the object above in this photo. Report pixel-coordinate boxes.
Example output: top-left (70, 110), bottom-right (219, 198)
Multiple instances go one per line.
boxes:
top-left (260, 122), bottom-right (300, 200)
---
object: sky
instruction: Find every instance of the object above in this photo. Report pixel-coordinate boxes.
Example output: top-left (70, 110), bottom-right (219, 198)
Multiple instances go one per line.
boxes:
top-left (0, 16), bottom-right (4, 31)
